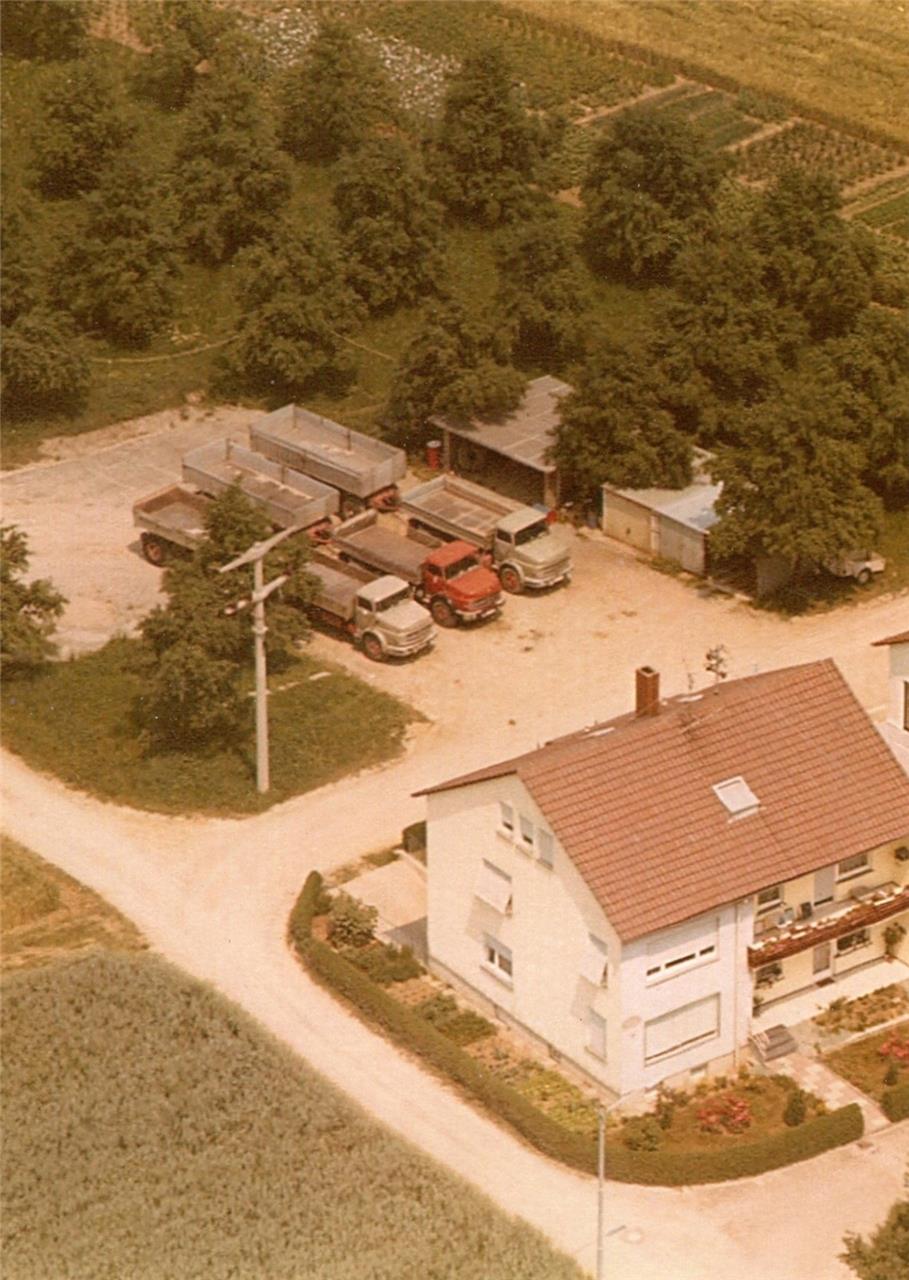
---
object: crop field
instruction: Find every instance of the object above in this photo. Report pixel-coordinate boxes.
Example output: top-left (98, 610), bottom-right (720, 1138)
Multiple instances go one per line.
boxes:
top-left (0, 639), bottom-right (417, 815)
top-left (0, 951), bottom-right (585, 1280)
top-left (735, 121), bottom-right (905, 191)
top-left (1, 835), bottom-right (146, 971)
top-left (851, 178), bottom-right (909, 242)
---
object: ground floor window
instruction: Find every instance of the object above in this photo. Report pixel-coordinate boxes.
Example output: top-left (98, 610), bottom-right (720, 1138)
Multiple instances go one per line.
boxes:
top-left (836, 928), bottom-right (870, 955)
top-left (483, 936), bottom-right (513, 981)
top-left (644, 994), bottom-right (720, 1065)
top-left (587, 1009), bottom-right (607, 1060)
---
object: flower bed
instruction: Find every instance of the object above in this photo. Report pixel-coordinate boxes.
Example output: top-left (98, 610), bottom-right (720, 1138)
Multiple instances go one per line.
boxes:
top-left (826, 1021), bottom-right (909, 1102)
top-left (813, 984), bottom-right (909, 1038)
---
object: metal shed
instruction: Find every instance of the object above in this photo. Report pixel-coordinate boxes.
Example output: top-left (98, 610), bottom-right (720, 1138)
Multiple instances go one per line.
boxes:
top-left (601, 450), bottom-right (721, 575)
top-left (430, 375), bottom-right (571, 509)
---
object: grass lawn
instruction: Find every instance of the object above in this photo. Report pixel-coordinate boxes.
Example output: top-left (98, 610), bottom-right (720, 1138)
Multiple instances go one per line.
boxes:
top-left (826, 1021), bottom-right (909, 1102)
top-left (0, 638), bottom-right (418, 816)
top-left (0, 835), bottom-right (146, 971)
top-left (0, 950), bottom-right (585, 1280)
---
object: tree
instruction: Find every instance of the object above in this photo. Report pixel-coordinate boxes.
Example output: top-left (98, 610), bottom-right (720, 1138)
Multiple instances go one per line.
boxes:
top-left (843, 1199), bottom-right (909, 1280)
top-left (385, 301), bottom-right (525, 448)
top-left (1, 309), bottom-right (90, 415)
top-left (58, 156), bottom-right (179, 346)
top-left (552, 342), bottom-right (693, 503)
top-left (279, 21), bottom-right (396, 163)
top-left (332, 137), bottom-right (445, 314)
top-left (133, 0), bottom-right (235, 110)
top-left (1, 1), bottom-right (89, 61)
top-left (582, 108), bottom-right (726, 281)
top-left (432, 44), bottom-right (539, 226)
top-left (226, 226), bottom-right (362, 398)
top-left (710, 383), bottom-right (883, 571)
top-left (31, 57), bottom-right (137, 198)
top-left (1, 194), bottom-right (47, 325)
top-left (174, 69), bottom-right (291, 264)
top-left (138, 484), bottom-right (312, 752)
top-left (494, 201), bottom-right (590, 366)
top-left (0, 525), bottom-right (66, 675)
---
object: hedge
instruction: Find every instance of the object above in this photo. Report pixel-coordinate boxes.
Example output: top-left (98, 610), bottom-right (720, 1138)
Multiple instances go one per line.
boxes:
top-left (882, 1081), bottom-right (909, 1122)
top-left (288, 872), bottom-right (864, 1185)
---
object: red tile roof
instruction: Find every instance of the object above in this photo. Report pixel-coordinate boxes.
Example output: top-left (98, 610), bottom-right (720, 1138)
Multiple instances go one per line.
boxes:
top-left (873, 630), bottom-right (909, 646)
top-left (419, 661), bottom-right (909, 941)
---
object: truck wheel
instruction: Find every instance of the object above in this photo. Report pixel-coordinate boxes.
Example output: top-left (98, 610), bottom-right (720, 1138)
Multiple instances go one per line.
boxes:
top-left (856, 568), bottom-right (872, 586)
top-left (141, 534), bottom-right (168, 566)
top-left (362, 633), bottom-right (385, 662)
top-left (499, 565), bottom-right (523, 594)
top-left (430, 597), bottom-right (457, 628)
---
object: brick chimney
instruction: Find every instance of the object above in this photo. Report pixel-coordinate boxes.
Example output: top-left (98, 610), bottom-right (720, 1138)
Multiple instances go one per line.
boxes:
top-left (635, 666), bottom-right (660, 717)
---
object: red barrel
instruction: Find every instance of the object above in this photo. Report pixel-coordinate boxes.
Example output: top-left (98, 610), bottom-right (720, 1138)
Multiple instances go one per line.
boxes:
top-left (426, 439), bottom-right (442, 470)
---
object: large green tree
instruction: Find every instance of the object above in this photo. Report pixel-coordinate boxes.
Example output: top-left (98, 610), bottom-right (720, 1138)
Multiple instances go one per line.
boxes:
top-left (552, 343), bottom-right (693, 503)
top-left (843, 1198), bottom-right (909, 1280)
top-left (582, 108), bottom-right (726, 281)
top-left (0, 525), bottom-right (66, 675)
top-left (132, 0), bottom-right (235, 110)
top-left (1, 0), bottom-right (89, 61)
top-left (1, 309), bottom-right (90, 416)
top-left (279, 21), bottom-right (396, 163)
top-left (333, 137), bottom-right (445, 314)
top-left (1, 194), bottom-right (46, 326)
top-left (31, 56), bottom-right (137, 199)
top-left (432, 44), bottom-right (539, 226)
top-left (226, 226), bottom-right (362, 398)
top-left (59, 156), bottom-right (179, 347)
top-left (385, 301), bottom-right (526, 448)
top-left (174, 68), bottom-right (291, 264)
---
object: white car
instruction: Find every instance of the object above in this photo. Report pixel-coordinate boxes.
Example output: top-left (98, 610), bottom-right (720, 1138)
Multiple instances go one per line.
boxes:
top-left (823, 550), bottom-right (886, 586)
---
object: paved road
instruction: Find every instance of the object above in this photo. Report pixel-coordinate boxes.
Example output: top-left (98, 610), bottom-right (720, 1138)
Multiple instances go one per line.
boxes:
top-left (3, 418), bottom-right (909, 1277)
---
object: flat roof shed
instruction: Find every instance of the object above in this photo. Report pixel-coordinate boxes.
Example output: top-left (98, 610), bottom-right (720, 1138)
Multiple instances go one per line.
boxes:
top-left (431, 375), bottom-right (571, 508)
top-left (602, 450), bottom-right (722, 575)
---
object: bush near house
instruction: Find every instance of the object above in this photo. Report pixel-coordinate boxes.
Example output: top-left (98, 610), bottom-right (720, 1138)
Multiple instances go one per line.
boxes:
top-left (826, 1022), bottom-right (909, 1103)
top-left (289, 871), bottom-right (864, 1185)
top-left (881, 1081), bottom-right (909, 1123)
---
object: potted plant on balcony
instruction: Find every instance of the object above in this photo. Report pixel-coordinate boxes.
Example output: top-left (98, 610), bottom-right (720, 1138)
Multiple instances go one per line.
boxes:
top-left (884, 921), bottom-right (906, 959)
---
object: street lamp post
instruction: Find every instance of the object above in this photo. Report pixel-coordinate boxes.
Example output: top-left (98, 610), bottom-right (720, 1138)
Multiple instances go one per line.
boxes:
top-left (219, 525), bottom-right (300, 794)
top-left (596, 1096), bottom-right (626, 1280)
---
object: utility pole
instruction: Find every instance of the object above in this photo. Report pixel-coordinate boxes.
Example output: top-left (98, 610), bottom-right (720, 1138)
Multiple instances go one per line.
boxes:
top-left (597, 1106), bottom-right (605, 1280)
top-left (219, 525), bottom-right (300, 794)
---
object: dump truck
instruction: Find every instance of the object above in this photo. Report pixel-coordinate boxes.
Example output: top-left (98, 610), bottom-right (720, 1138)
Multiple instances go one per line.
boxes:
top-left (181, 437), bottom-right (338, 538)
top-left (306, 551), bottom-right (434, 661)
top-left (249, 404), bottom-right (406, 518)
top-left (133, 483), bottom-right (213, 564)
top-left (331, 510), bottom-right (503, 628)
top-left (399, 475), bottom-right (572, 593)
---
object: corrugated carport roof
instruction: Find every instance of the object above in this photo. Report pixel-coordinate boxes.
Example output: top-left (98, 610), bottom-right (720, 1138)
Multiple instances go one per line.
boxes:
top-left (431, 375), bottom-right (571, 474)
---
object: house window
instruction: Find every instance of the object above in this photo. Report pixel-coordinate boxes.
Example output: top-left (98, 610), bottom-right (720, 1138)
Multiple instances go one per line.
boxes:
top-left (519, 815), bottom-right (535, 850)
top-left (537, 829), bottom-right (554, 868)
top-left (499, 802), bottom-right (514, 835)
top-left (580, 935), bottom-right (609, 987)
top-left (756, 885), bottom-right (783, 914)
top-left (588, 1010), bottom-right (607, 1060)
top-left (837, 852), bottom-right (870, 881)
top-left (712, 775), bottom-right (760, 818)
top-left (483, 936), bottom-right (513, 982)
top-left (836, 929), bottom-right (870, 955)
top-left (755, 962), bottom-right (783, 989)
top-left (644, 995), bottom-right (720, 1065)
top-left (475, 860), bottom-right (513, 914)
top-left (645, 916), bottom-right (718, 983)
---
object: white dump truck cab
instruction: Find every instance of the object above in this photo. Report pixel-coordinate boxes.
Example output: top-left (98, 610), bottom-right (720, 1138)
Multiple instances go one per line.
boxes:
top-left (493, 510), bottom-right (572, 593)
top-left (354, 576), bottom-right (435, 660)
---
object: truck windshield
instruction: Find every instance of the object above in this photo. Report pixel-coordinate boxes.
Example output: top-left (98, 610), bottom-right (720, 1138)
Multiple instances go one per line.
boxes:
top-left (444, 556), bottom-right (479, 580)
top-left (374, 588), bottom-right (411, 612)
top-left (514, 520), bottom-right (549, 546)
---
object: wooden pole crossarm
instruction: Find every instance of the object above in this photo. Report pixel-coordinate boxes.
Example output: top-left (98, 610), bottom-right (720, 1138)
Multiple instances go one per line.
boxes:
top-left (217, 524), bottom-right (302, 575)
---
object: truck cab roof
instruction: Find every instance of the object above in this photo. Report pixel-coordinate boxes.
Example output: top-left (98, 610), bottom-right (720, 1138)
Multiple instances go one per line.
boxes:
top-left (497, 508), bottom-right (547, 536)
top-left (357, 574), bottom-right (410, 603)
top-left (424, 539), bottom-right (480, 569)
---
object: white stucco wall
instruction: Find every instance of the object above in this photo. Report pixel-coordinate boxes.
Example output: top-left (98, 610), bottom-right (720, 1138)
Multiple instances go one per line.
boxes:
top-left (882, 643), bottom-right (909, 774)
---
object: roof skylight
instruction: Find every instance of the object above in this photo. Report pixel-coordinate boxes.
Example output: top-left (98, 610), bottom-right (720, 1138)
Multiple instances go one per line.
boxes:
top-left (712, 775), bottom-right (760, 818)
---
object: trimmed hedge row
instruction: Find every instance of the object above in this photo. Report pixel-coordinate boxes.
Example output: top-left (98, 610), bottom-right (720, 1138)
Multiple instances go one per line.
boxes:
top-left (882, 1081), bottom-right (909, 1122)
top-left (288, 872), bottom-right (864, 1184)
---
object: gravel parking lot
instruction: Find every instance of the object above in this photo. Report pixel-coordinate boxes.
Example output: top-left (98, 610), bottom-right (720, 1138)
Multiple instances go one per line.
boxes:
top-left (2, 404), bottom-right (903, 742)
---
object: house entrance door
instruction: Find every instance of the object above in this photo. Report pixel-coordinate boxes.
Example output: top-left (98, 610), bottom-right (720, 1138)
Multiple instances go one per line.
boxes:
top-left (813, 941), bottom-right (832, 980)
top-left (813, 865), bottom-right (836, 906)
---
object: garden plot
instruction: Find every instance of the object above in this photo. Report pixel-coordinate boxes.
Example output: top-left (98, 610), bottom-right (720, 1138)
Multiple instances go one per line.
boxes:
top-left (735, 121), bottom-right (905, 189)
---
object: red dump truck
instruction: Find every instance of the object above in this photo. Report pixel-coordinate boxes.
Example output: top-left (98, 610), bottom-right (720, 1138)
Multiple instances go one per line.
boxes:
top-left (331, 510), bottom-right (504, 628)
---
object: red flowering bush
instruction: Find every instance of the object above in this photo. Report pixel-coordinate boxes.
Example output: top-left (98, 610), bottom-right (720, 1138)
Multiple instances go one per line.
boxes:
top-left (879, 1034), bottom-right (909, 1063)
top-left (697, 1091), bottom-right (752, 1135)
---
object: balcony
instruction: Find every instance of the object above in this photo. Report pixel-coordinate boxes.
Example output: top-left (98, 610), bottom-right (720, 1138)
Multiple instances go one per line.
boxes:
top-left (748, 882), bottom-right (909, 967)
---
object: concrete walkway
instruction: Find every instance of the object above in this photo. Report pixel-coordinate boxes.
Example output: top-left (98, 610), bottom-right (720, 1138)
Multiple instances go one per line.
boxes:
top-left (785, 1051), bottom-right (890, 1134)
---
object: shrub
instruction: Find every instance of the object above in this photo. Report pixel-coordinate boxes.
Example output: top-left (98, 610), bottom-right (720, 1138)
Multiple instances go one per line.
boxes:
top-left (884, 1061), bottom-right (900, 1087)
top-left (415, 994), bottom-right (495, 1046)
top-left (402, 820), bottom-right (427, 854)
top-left (783, 1088), bottom-right (807, 1128)
top-left (697, 1091), bottom-right (752, 1135)
top-left (879, 1033), bottom-right (909, 1064)
top-left (621, 1115), bottom-right (663, 1151)
top-left (328, 893), bottom-right (377, 949)
top-left (881, 1081), bottom-right (909, 1123)
top-left (347, 943), bottom-right (423, 986)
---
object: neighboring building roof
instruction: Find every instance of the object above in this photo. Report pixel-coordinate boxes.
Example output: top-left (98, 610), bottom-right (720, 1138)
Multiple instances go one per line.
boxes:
top-left (873, 630), bottom-right (909, 646)
top-left (603, 448), bottom-right (721, 534)
top-left (430, 376), bottom-right (571, 475)
top-left (418, 661), bottom-right (909, 942)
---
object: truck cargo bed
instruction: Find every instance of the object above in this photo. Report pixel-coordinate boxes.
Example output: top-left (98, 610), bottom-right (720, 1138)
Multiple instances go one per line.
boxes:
top-left (182, 438), bottom-right (338, 529)
top-left (400, 475), bottom-right (521, 546)
top-left (332, 511), bottom-right (428, 584)
top-left (133, 484), bottom-right (211, 550)
top-left (250, 404), bottom-right (406, 499)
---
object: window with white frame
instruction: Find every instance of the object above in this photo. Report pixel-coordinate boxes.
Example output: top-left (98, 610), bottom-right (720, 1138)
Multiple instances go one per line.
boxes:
top-left (587, 1009), bottom-right (607, 1060)
top-left (499, 801), bottom-right (514, 835)
top-left (644, 994), bottom-right (720, 1064)
top-left (536, 828), bottom-right (554, 868)
top-left (645, 916), bottom-right (718, 983)
top-left (580, 934), bottom-right (609, 987)
top-left (519, 814), bottom-right (535, 851)
top-left (483, 935), bottom-right (513, 981)
top-left (756, 884), bottom-right (783, 914)
top-left (837, 852), bottom-right (870, 881)
top-left (475, 860), bottom-right (513, 913)
top-left (836, 928), bottom-right (870, 954)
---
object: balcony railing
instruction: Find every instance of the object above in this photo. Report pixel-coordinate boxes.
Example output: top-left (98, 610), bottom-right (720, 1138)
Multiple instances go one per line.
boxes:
top-left (748, 882), bottom-right (908, 968)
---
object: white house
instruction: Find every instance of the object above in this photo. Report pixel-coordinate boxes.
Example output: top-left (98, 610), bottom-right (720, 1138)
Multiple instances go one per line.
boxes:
top-left (874, 629), bottom-right (909, 776)
top-left (418, 661), bottom-right (909, 1101)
